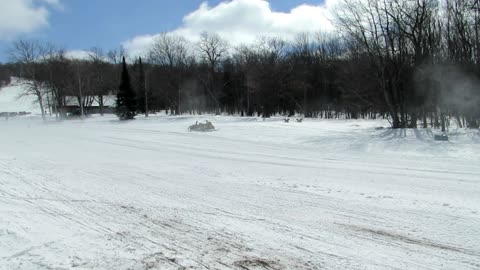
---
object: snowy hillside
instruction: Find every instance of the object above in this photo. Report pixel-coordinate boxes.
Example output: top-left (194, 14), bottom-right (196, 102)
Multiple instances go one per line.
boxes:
top-left (0, 115), bottom-right (479, 269)
top-left (0, 78), bottom-right (42, 115)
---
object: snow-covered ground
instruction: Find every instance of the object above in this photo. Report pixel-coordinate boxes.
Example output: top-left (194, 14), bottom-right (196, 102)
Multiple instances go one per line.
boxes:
top-left (0, 114), bottom-right (479, 270)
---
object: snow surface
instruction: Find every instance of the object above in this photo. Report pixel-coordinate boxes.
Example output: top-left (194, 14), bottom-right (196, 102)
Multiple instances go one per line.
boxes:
top-left (0, 114), bottom-right (479, 270)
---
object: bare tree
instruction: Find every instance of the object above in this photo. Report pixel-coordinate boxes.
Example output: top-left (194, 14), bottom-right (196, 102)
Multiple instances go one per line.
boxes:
top-left (234, 45), bottom-right (258, 116)
top-left (9, 40), bottom-right (56, 120)
top-left (107, 49), bottom-right (119, 64)
top-left (248, 36), bottom-right (292, 117)
top-left (197, 32), bottom-right (229, 113)
top-left (198, 32), bottom-right (228, 71)
top-left (107, 46), bottom-right (126, 64)
top-left (149, 33), bottom-right (191, 114)
top-left (89, 47), bottom-right (114, 116)
top-left (43, 49), bottom-right (68, 119)
top-left (335, 0), bottom-right (410, 128)
top-left (291, 33), bottom-right (315, 116)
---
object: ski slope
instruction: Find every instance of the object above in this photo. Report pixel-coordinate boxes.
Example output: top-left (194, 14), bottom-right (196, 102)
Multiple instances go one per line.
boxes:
top-left (0, 115), bottom-right (479, 270)
top-left (0, 78), bottom-right (42, 115)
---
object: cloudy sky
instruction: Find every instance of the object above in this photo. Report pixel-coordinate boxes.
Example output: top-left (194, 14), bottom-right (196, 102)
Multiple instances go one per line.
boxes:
top-left (0, 0), bottom-right (337, 61)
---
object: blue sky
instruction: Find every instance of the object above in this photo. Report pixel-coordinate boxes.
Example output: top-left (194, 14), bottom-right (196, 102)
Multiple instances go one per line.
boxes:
top-left (0, 0), bottom-right (331, 62)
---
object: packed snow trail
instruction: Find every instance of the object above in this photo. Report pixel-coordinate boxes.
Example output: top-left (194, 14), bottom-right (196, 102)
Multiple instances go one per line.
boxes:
top-left (0, 115), bottom-right (479, 269)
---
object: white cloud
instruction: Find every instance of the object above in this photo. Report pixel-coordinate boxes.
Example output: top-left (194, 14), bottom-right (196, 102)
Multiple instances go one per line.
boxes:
top-left (123, 0), bottom-right (340, 57)
top-left (64, 50), bottom-right (91, 60)
top-left (0, 0), bottom-right (61, 40)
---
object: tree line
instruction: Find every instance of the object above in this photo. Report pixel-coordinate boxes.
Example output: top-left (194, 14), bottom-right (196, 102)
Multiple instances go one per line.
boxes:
top-left (1, 0), bottom-right (479, 129)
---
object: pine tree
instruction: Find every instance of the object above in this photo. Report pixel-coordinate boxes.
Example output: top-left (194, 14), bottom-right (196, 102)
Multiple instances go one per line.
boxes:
top-left (116, 57), bottom-right (136, 120)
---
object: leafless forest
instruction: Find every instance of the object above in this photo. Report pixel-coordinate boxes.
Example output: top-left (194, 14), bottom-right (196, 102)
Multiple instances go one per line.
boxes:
top-left (1, 0), bottom-right (479, 129)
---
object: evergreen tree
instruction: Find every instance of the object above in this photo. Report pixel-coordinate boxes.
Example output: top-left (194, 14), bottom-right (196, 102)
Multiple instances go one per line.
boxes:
top-left (116, 57), bottom-right (136, 120)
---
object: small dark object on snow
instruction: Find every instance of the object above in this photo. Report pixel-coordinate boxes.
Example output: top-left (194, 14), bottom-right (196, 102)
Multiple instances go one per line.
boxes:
top-left (434, 134), bottom-right (449, 141)
top-left (189, 120), bottom-right (215, 132)
top-left (296, 118), bottom-right (303, 123)
top-left (375, 126), bottom-right (384, 130)
top-left (284, 118), bottom-right (290, 123)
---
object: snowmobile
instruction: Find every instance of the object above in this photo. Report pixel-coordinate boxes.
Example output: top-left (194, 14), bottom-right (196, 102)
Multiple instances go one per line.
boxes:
top-left (188, 120), bottom-right (216, 132)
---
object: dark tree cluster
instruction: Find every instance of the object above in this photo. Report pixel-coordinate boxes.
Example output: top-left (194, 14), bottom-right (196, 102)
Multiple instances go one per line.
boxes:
top-left (0, 64), bottom-right (11, 87)
top-left (3, 0), bottom-right (480, 128)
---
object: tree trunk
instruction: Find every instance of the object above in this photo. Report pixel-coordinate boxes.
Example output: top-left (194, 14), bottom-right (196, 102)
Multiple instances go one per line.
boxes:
top-left (422, 110), bottom-right (427, 128)
top-left (38, 95), bottom-right (46, 121)
top-left (175, 87), bottom-right (180, 115)
top-left (77, 64), bottom-right (84, 117)
top-left (145, 89), bottom-right (149, 117)
top-left (98, 95), bottom-right (104, 116)
top-left (455, 113), bottom-right (463, 128)
top-left (409, 113), bottom-right (418, 128)
top-left (441, 110), bottom-right (446, 132)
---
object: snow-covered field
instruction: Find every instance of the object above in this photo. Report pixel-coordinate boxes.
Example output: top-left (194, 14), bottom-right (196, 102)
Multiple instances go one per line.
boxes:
top-left (0, 113), bottom-right (479, 269)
